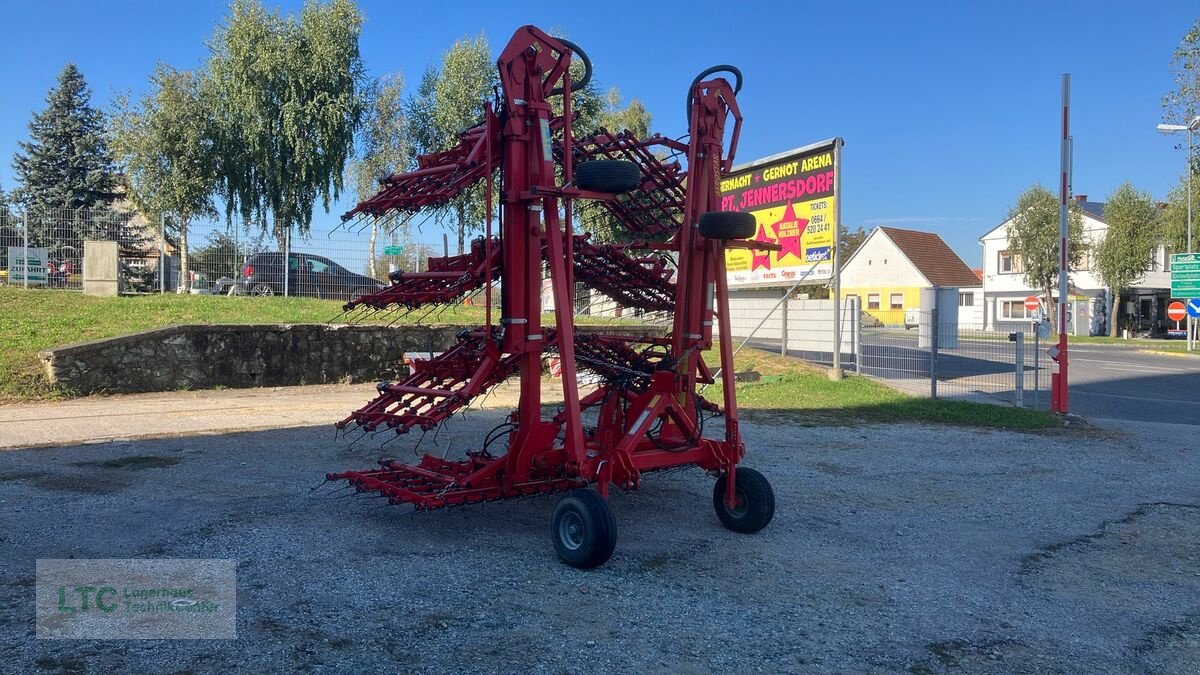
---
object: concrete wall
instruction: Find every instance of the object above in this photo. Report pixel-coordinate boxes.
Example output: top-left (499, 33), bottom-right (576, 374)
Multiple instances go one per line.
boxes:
top-left (39, 323), bottom-right (664, 396)
top-left (83, 240), bottom-right (119, 297)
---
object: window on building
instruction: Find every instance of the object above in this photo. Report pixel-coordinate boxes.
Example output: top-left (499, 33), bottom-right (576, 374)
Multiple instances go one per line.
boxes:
top-left (1000, 300), bottom-right (1029, 320)
top-left (958, 292), bottom-right (975, 307)
top-left (867, 293), bottom-right (880, 310)
top-left (998, 250), bottom-right (1024, 274)
top-left (889, 293), bottom-right (903, 309)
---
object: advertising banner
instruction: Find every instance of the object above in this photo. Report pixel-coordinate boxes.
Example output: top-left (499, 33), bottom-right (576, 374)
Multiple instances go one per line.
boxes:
top-left (6, 246), bottom-right (49, 286)
top-left (719, 140), bottom-right (839, 288)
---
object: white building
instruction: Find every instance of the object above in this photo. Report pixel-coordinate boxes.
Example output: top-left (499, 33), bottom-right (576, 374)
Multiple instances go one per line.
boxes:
top-left (840, 226), bottom-right (983, 327)
top-left (978, 196), bottom-right (1173, 335)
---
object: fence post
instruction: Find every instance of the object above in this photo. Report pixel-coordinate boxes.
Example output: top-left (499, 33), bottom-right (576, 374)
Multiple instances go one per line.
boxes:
top-left (159, 213), bottom-right (166, 294)
top-left (22, 211), bottom-right (29, 289)
top-left (1033, 327), bottom-right (1040, 409)
top-left (1013, 331), bottom-right (1025, 407)
top-left (780, 290), bottom-right (788, 356)
top-left (930, 306), bottom-right (939, 399)
top-left (283, 226), bottom-right (290, 297)
top-left (853, 297), bottom-right (863, 374)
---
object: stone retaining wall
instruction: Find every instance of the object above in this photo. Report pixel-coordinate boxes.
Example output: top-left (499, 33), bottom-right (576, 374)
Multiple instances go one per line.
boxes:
top-left (38, 323), bottom-right (662, 396)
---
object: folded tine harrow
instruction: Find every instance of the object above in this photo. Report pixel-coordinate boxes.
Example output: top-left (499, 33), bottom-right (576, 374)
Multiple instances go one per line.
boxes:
top-left (326, 25), bottom-right (779, 568)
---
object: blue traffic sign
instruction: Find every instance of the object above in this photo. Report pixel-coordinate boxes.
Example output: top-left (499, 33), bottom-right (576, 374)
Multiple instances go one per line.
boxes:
top-left (1188, 298), bottom-right (1200, 319)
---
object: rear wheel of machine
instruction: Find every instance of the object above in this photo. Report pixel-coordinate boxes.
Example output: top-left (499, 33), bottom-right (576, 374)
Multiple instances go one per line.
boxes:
top-left (574, 160), bottom-right (641, 194)
top-left (250, 283), bottom-right (275, 297)
top-left (713, 467), bottom-right (775, 533)
top-left (551, 489), bottom-right (617, 569)
top-left (698, 211), bottom-right (757, 240)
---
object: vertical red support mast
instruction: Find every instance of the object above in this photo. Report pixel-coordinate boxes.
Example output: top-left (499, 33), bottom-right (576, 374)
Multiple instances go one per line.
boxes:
top-left (1052, 73), bottom-right (1071, 414)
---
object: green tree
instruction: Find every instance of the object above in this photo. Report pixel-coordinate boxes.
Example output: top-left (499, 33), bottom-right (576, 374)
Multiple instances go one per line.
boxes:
top-left (11, 63), bottom-right (117, 212)
top-left (406, 33), bottom-right (498, 255)
top-left (1094, 183), bottom-right (1159, 336)
top-left (207, 0), bottom-right (368, 246)
top-left (350, 72), bottom-right (409, 279)
top-left (1005, 184), bottom-right (1085, 332)
top-left (571, 86), bottom-right (655, 244)
top-left (110, 65), bottom-right (219, 292)
top-left (1162, 173), bottom-right (1199, 253)
top-left (1163, 19), bottom-right (1200, 173)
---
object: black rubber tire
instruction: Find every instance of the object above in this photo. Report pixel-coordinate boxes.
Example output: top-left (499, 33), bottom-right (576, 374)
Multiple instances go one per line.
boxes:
top-left (551, 489), bottom-right (617, 569)
top-left (713, 467), bottom-right (775, 534)
top-left (698, 211), bottom-right (757, 240)
top-left (250, 283), bottom-right (275, 297)
top-left (574, 160), bottom-right (641, 194)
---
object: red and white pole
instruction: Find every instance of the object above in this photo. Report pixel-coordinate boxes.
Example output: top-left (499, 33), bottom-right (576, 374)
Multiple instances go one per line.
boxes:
top-left (1052, 73), bottom-right (1071, 414)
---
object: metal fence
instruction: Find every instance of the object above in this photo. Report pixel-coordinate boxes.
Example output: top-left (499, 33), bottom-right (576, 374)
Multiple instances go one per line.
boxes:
top-left (725, 292), bottom-right (1052, 410)
top-left (0, 206), bottom-right (448, 299)
top-left (857, 306), bottom-right (1050, 410)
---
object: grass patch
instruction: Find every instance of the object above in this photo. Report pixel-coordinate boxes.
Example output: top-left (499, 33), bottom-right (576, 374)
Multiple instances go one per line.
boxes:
top-left (1069, 334), bottom-right (1189, 349)
top-left (709, 344), bottom-right (1062, 431)
top-left (0, 287), bottom-right (632, 403)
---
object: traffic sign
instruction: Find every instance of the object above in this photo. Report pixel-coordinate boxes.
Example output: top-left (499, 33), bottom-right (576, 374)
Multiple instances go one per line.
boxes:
top-left (1171, 253), bottom-right (1200, 297)
top-left (1189, 298), bottom-right (1200, 319)
top-left (1024, 295), bottom-right (1040, 312)
top-left (383, 245), bottom-right (403, 255)
top-left (1167, 301), bottom-right (1187, 322)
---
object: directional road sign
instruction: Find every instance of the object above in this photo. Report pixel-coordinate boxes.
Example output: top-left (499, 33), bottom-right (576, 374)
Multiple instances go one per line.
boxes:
top-left (1171, 253), bottom-right (1200, 297)
top-left (1188, 298), bottom-right (1200, 319)
top-left (383, 245), bottom-right (403, 255)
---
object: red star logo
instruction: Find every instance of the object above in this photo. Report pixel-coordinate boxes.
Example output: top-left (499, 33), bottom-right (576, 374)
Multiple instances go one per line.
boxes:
top-left (769, 201), bottom-right (807, 260)
top-left (750, 223), bottom-right (771, 271)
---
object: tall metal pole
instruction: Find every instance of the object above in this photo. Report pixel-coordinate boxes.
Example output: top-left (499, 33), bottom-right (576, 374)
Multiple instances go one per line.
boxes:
top-left (1188, 127), bottom-right (1194, 352)
top-left (830, 137), bottom-right (844, 379)
top-left (1052, 73), bottom-right (1072, 414)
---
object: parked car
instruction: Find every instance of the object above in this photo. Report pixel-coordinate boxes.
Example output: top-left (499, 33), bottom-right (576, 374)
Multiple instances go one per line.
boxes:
top-left (238, 252), bottom-right (385, 301)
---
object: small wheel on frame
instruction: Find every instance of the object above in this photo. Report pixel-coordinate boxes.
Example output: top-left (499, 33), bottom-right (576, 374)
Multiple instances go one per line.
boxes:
top-left (574, 160), bottom-right (641, 194)
top-left (551, 488), bottom-right (617, 569)
top-left (713, 466), bottom-right (775, 533)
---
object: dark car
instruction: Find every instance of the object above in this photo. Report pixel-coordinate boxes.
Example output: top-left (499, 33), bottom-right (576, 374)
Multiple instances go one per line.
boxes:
top-left (239, 252), bottom-right (384, 301)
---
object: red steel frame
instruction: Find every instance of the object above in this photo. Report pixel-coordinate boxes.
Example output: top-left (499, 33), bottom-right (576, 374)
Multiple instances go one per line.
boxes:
top-left (330, 25), bottom-right (770, 512)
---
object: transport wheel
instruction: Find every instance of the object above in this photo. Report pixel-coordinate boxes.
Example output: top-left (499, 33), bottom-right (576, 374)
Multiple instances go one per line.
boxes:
top-left (698, 211), bottom-right (757, 240)
top-left (713, 467), bottom-right (775, 533)
top-left (574, 160), bottom-right (641, 194)
top-left (251, 283), bottom-right (275, 297)
top-left (551, 489), bottom-right (617, 569)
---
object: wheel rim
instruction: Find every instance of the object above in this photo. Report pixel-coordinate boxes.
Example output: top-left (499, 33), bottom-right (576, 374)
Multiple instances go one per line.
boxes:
top-left (558, 511), bottom-right (585, 551)
top-left (726, 488), bottom-right (749, 518)
top-left (254, 285), bottom-right (272, 296)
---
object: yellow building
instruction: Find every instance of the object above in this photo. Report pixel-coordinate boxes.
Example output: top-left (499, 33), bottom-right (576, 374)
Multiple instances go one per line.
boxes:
top-left (839, 227), bottom-right (981, 326)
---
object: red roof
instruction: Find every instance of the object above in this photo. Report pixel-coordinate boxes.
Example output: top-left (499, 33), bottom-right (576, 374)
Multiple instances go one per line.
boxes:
top-left (879, 227), bottom-right (981, 287)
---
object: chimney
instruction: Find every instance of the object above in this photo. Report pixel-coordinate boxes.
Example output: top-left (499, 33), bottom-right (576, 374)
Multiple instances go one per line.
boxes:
top-left (1074, 194), bottom-right (1087, 203)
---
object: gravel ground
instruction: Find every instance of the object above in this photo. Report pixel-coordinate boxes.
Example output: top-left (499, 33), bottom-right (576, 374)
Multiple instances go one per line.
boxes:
top-left (1, 413), bottom-right (1198, 673)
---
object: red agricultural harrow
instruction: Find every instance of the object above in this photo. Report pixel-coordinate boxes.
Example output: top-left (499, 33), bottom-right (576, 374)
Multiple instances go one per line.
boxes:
top-left (328, 25), bottom-right (778, 568)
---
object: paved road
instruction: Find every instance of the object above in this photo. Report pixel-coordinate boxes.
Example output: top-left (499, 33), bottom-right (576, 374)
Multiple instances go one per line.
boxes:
top-left (751, 332), bottom-right (1200, 426)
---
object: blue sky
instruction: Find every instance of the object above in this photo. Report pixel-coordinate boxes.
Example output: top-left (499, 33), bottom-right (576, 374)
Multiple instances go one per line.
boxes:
top-left (0, 0), bottom-right (1195, 265)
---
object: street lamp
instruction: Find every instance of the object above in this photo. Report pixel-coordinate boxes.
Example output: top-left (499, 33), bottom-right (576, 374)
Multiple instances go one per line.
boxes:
top-left (1158, 115), bottom-right (1200, 352)
top-left (1157, 115), bottom-right (1200, 253)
